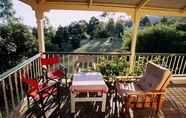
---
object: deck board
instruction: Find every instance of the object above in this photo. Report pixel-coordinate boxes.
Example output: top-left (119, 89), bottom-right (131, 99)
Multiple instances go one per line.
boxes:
top-left (14, 83), bottom-right (186, 118)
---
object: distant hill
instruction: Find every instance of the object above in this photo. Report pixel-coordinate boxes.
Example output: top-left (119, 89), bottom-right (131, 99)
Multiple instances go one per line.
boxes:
top-left (141, 16), bottom-right (186, 25)
top-left (74, 38), bottom-right (126, 52)
top-left (172, 17), bottom-right (186, 23)
top-left (147, 16), bottom-right (161, 24)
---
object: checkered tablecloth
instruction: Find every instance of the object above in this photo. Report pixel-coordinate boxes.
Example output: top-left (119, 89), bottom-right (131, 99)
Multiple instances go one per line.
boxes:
top-left (70, 72), bottom-right (108, 93)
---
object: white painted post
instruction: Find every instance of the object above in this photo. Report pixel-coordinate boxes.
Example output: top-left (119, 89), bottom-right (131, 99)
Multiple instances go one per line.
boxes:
top-left (36, 10), bottom-right (45, 53)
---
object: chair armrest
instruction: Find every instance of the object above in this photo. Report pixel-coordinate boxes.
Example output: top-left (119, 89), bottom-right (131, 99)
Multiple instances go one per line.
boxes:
top-left (126, 90), bottom-right (165, 96)
top-left (42, 65), bottom-right (48, 71)
top-left (37, 82), bottom-right (58, 94)
top-left (116, 75), bottom-right (143, 83)
top-left (47, 78), bottom-right (59, 83)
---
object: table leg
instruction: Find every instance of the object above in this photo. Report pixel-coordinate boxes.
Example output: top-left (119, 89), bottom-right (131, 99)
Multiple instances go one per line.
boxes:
top-left (71, 92), bottom-right (75, 113)
top-left (101, 93), bottom-right (107, 112)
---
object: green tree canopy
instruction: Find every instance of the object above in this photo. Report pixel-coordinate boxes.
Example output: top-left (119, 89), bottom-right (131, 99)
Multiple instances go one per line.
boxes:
top-left (0, 0), bottom-right (15, 20)
top-left (0, 22), bottom-right (37, 73)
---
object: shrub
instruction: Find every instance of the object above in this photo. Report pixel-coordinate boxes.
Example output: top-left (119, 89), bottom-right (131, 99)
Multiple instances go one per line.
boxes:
top-left (96, 55), bottom-right (162, 76)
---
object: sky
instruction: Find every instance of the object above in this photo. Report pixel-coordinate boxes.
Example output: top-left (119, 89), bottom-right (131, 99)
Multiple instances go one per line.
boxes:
top-left (13, 0), bottom-right (130, 28)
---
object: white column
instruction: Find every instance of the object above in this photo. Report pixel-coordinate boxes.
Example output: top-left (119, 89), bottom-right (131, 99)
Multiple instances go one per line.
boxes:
top-left (129, 12), bottom-right (141, 73)
top-left (36, 10), bottom-right (45, 53)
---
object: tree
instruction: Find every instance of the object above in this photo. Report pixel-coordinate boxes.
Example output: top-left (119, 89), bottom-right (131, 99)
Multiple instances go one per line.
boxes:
top-left (0, 0), bottom-right (15, 20)
top-left (87, 16), bottom-right (99, 39)
top-left (140, 16), bottom-right (151, 26)
top-left (0, 22), bottom-right (37, 73)
top-left (68, 22), bottom-right (82, 49)
top-left (105, 18), bottom-right (115, 37)
top-left (96, 21), bottom-right (109, 38)
top-left (78, 20), bottom-right (88, 39)
top-left (115, 19), bottom-right (125, 38)
top-left (136, 22), bottom-right (186, 53)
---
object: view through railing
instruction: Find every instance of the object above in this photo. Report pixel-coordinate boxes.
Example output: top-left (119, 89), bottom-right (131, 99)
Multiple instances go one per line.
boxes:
top-left (0, 53), bottom-right (42, 117)
top-left (0, 52), bottom-right (186, 117)
top-left (45, 52), bottom-right (186, 76)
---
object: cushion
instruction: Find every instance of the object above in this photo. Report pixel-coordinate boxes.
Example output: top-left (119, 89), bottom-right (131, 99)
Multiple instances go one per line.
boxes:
top-left (47, 69), bottom-right (65, 79)
top-left (117, 82), bottom-right (142, 97)
top-left (137, 62), bottom-right (171, 91)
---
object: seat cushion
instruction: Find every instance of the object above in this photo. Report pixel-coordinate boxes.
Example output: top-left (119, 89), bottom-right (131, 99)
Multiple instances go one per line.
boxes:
top-left (48, 69), bottom-right (65, 79)
top-left (27, 86), bottom-right (57, 100)
top-left (117, 82), bottom-right (142, 97)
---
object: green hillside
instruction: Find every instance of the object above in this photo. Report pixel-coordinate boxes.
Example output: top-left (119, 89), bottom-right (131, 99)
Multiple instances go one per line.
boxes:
top-left (74, 38), bottom-right (126, 52)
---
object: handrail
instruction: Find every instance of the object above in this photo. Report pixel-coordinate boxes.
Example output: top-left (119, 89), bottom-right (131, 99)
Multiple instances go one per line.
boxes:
top-left (45, 52), bottom-right (186, 56)
top-left (0, 53), bottom-right (41, 81)
top-left (135, 53), bottom-right (186, 56)
top-left (44, 52), bottom-right (131, 55)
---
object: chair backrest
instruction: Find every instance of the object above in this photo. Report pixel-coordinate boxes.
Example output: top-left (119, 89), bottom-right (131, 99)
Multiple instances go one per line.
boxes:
top-left (74, 55), bottom-right (96, 73)
top-left (137, 62), bottom-right (172, 91)
top-left (41, 54), bottom-right (61, 65)
top-left (21, 73), bottom-right (39, 90)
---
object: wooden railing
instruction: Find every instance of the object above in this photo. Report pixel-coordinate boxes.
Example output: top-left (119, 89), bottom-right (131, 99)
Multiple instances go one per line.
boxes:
top-left (0, 52), bottom-right (186, 117)
top-left (0, 53), bottom-right (42, 117)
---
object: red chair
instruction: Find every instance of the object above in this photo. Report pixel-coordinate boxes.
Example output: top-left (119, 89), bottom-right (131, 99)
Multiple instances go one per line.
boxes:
top-left (21, 72), bottom-right (59, 117)
top-left (40, 54), bottom-right (66, 84)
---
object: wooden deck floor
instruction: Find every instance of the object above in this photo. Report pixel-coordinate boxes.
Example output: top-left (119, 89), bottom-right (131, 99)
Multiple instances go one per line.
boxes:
top-left (15, 83), bottom-right (186, 118)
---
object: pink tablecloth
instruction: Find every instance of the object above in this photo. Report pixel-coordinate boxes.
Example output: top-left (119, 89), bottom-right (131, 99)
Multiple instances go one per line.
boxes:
top-left (70, 72), bottom-right (108, 93)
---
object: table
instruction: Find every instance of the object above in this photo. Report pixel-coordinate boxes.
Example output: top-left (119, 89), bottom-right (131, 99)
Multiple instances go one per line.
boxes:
top-left (70, 72), bottom-right (108, 113)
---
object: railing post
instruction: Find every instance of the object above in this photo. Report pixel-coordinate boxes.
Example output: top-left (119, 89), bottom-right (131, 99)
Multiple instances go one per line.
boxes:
top-left (129, 11), bottom-right (141, 73)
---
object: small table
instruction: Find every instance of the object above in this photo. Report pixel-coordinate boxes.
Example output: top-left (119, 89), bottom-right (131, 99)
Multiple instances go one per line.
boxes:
top-left (70, 72), bottom-right (108, 113)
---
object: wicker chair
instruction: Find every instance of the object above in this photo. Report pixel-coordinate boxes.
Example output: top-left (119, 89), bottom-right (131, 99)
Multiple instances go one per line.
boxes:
top-left (116, 62), bottom-right (172, 116)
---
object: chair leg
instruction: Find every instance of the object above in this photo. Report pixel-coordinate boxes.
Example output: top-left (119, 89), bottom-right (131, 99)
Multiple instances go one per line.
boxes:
top-left (57, 84), bottom-right (61, 110)
top-left (27, 97), bottom-right (30, 109)
top-left (40, 100), bottom-right (46, 118)
top-left (156, 108), bottom-right (160, 116)
top-left (121, 107), bottom-right (130, 118)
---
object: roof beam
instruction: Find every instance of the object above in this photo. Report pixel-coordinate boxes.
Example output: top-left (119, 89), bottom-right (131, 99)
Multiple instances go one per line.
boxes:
top-left (42, 2), bottom-right (135, 15)
top-left (136, 0), bottom-right (152, 10)
top-left (142, 8), bottom-right (186, 17)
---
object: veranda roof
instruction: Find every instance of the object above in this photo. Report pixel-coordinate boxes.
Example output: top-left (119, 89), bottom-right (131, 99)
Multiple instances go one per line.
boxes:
top-left (21, 0), bottom-right (186, 16)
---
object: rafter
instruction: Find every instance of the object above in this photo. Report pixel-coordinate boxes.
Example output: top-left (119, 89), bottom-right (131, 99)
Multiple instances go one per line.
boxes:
top-left (20, 0), bottom-right (33, 6)
top-left (136, 0), bottom-right (152, 10)
top-left (88, 0), bottom-right (93, 6)
top-left (40, 0), bottom-right (46, 4)
top-left (180, 6), bottom-right (186, 13)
